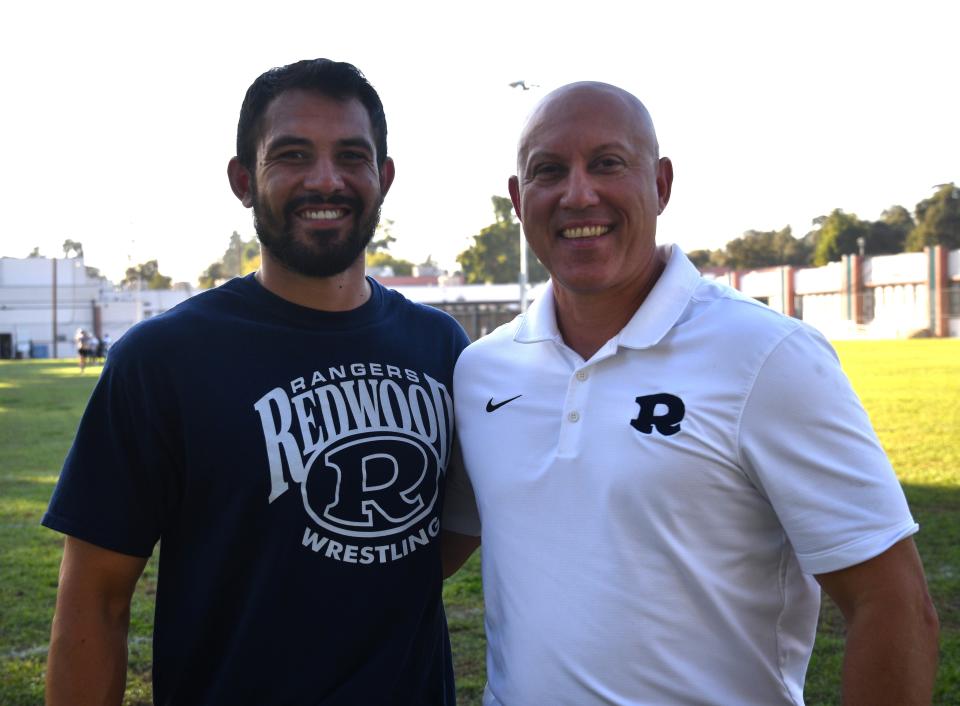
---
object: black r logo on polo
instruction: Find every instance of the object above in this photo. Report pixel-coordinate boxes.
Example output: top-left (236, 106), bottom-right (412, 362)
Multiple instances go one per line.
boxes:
top-left (630, 393), bottom-right (685, 436)
top-left (486, 394), bottom-right (522, 413)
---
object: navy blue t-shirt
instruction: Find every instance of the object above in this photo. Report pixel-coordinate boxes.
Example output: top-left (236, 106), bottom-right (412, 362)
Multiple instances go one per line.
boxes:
top-left (43, 275), bottom-right (469, 705)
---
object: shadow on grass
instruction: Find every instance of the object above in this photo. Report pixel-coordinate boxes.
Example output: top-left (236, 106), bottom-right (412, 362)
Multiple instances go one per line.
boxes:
top-left (806, 481), bottom-right (959, 705)
top-left (2, 475), bottom-right (956, 706)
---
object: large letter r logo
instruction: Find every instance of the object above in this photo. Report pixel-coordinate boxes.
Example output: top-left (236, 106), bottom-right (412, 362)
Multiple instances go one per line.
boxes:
top-left (630, 393), bottom-right (685, 436)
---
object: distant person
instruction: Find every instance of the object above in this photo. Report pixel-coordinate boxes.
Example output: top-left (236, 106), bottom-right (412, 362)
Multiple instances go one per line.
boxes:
top-left (98, 332), bottom-right (111, 361)
top-left (73, 328), bottom-right (91, 371)
top-left (86, 334), bottom-right (99, 365)
top-left (444, 82), bottom-right (939, 705)
top-left (44, 58), bottom-right (469, 705)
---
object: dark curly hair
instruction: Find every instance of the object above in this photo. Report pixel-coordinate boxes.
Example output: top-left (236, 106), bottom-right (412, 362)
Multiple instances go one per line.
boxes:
top-left (236, 58), bottom-right (387, 170)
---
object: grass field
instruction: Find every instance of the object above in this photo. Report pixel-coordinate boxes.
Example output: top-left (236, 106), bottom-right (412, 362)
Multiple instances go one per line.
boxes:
top-left (1, 339), bottom-right (958, 705)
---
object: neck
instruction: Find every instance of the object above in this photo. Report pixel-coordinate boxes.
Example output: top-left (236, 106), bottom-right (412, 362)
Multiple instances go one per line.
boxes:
top-left (553, 249), bottom-right (666, 360)
top-left (256, 252), bottom-right (371, 312)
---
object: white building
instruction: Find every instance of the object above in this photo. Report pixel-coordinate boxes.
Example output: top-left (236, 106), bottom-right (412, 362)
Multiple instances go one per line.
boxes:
top-left (0, 256), bottom-right (194, 358)
top-left (703, 246), bottom-right (959, 339)
top-left (1, 247), bottom-right (957, 359)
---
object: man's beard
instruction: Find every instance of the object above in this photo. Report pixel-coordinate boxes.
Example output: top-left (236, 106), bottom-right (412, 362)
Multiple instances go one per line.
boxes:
top-left (253, 191), bottom-right (381, 278)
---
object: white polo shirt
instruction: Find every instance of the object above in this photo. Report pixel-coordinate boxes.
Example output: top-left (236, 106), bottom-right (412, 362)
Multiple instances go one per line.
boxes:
top-left (447, 245), bottom-right (917, 706)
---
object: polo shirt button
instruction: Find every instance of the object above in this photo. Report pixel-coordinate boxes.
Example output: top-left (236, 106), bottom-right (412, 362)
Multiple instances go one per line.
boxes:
top-left (567, 411), bottom-right (580, 423)
top-left (575, 370), bottom-right (588, 381)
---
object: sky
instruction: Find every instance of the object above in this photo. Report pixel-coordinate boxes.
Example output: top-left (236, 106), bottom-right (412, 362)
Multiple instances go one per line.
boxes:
top-left (1, 0), bottom-right (957, 285)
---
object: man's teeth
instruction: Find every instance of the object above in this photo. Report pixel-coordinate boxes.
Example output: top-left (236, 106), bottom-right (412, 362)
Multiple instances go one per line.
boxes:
top-left (302, 209), bottom-right (345, 220)
top-left (561, 225), bottom-right (611, 238)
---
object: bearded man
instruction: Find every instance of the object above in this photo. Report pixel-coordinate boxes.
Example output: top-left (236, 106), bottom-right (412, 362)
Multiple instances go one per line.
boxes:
top-left (43, 58), bottom-right (470, 706)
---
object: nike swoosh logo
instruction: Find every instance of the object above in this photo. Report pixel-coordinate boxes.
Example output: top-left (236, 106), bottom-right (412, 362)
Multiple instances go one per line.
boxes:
top-left (486, 395), bottom-right (522, 413)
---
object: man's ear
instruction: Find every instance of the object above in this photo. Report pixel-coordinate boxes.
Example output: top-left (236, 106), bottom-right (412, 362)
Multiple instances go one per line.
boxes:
top-left (656, 157), bottom-right (673, 215)
top-left (508, 175), bottom-right (522, 222)
top-left (379, 157), bottom-right (396, 197)
top-left (227, 157), bottom-right (254, 208)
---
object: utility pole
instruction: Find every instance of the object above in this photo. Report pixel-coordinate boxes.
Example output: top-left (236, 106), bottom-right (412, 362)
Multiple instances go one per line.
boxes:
top-left (51, 257), bottom-right (58, 358)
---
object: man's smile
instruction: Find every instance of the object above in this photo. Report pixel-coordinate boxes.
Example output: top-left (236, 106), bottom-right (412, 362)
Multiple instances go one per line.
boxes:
top-left (299, 208), bottom-right (348, 221)
top-left (560, 224), bottom-right (613, 239)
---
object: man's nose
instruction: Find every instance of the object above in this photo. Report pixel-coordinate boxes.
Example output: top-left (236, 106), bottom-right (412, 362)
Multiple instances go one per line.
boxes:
top-left (558, 166), bottom-right (599, 209)
top-left (303, 157), bottom-right (345, 193)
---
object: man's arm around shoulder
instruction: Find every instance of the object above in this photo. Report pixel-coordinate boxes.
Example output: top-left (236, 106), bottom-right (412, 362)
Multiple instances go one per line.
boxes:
top-left (816, 537), bottom-right (939, 706)
top-left (47, 536), bottom-right (148, 706)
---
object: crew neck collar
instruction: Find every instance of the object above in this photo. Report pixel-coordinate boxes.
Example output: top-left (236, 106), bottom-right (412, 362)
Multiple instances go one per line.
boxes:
top-left (231, 273), bottom-right (388, 330)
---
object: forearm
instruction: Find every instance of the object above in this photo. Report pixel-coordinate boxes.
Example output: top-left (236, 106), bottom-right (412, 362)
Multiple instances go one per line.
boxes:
top-left (839, 598), bottom-right (939, 705)
top-left (46, 537), bottom-right (147, 706)
top-left (46, 607), bottom-right (131, 706)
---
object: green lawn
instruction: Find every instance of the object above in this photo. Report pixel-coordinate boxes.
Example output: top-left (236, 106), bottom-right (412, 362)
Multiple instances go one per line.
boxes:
top-left (1, 340), bottom-right (958, 705)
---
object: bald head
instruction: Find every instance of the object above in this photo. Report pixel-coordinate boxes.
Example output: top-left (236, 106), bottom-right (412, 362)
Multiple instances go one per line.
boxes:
top-left (506, 79), bottom-right (673, 304)
top-left (517, 82), bottom-right (659, 174)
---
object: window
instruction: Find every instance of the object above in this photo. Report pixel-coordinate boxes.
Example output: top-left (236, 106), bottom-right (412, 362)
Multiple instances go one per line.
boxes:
top-left (948, 285), bottom-right (960, 317)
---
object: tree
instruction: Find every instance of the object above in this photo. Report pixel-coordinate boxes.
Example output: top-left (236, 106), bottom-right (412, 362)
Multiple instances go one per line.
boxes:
top-left (866, 205), bottom-right (914, 255)
top-left (199, 262), bottom-right (226, 289)
top-left (62, 239), bottom-right (84, 258)
top-left (367, 218), bottom-right (397, 254)
top-left (690, 228), bottom-right (811, 271)
top-left (367, 251), bottom-right (414, 276)
top-left (812, 209), bottom-right (870, 265)
top-left (222, 230), bottom-right (246, 277)
top-left (906, 183), bottom-right (960, 251)
top-left (222, 231), bottom-right (260, 277)
top-left (686, 249), bottom-right (714, 269)
top-left (456, 196), bottom-right (548, 284)
top-left (720, 226), bottom-right (810, 269)
top-left (124, 260), bottom-right (172, 290)
top-left (27, 246), bottom-right (42, 258)
top-left (199, 231), bottom-right (260, 288)
top-left (365, 219), bottom-right (415, 275)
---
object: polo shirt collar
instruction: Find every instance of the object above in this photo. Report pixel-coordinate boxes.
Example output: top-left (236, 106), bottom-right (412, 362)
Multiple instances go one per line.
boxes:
top-left (515, 279), bottom-right (560, 343)
top-left (514, 245), bottom-right (701, 350)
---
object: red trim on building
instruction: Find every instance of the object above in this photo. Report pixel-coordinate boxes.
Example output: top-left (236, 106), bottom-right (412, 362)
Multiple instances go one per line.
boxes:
top-left (935, 245), bottom-right (949, 337)
top-left (783, 267), bottom-right (796, 318)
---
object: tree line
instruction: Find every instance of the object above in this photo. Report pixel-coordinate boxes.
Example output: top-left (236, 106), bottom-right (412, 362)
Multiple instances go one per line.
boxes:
top-left (28, 183), bottom-right (956, 289)
top-left (193, 196), bottom-right (543, 289)
top-left (194, 222), bottom-right (441, 289)
top-left (172, 181), bottom-right (960, 286)
top-left (688, 183), bottom-right (959, 271)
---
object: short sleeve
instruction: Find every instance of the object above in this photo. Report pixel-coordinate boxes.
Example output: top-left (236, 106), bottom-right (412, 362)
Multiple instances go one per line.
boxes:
top-left (41, 340), bottom-right (180, 557)
top-left (739, 326), bottom-right (917, 575)
top-left (442, 439), bottom-right (481, 536)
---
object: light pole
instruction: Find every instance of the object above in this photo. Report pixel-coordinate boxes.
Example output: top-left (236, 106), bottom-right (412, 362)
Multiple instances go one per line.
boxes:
top-left (509, 80), bottom-right (540, 315)
top-left (519, 236), bottom-right (528, 315)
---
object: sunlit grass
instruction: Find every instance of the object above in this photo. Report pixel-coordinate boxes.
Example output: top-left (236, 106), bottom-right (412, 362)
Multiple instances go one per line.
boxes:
top-left (0, 344), bottom-right (958, 705)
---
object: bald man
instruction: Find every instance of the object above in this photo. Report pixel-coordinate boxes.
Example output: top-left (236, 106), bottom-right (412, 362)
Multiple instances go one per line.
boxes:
top-left (443, 82), bottom-right (939, 705)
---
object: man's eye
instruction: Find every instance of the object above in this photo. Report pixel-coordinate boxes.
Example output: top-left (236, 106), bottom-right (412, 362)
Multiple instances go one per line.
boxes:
top-left (532, 164), bottom-right (563, 178)
top-left (341, 151), bottom-right (369, 162)
top-left (593, 157), bottom-right (625, 171)
top-left (277, 150), bottom-right (307, 160)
